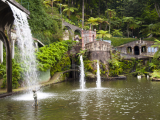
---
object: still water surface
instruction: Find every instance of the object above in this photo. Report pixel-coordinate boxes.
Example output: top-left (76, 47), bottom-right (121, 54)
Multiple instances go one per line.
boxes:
top-left (0, 76), bottom-right (160, 120)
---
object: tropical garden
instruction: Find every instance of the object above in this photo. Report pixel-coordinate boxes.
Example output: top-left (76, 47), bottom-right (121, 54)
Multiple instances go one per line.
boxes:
top-left (1, 0), bottom-right (160, 89)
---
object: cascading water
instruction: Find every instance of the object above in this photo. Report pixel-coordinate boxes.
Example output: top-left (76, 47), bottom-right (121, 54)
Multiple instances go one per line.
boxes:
top-left (8, 3), bottom-right (39, 91)
top-left (96, 61), bottom-right (101, 88)
top-left (79, 55), bottom-right (85, 90)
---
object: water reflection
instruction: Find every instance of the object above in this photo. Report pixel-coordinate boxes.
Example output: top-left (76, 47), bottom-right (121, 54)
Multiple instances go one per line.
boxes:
top-left (79, 91), bottom-right (88, 120)
top-left (95, 89), bottom-right (104, 120)
top-left (1, 77), bottom-right (160, 119)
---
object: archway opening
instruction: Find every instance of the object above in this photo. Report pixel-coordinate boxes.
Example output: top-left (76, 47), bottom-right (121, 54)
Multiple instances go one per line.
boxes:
top-left (74, 29), bottom-right (81, 37)
top-left (63, 26), bottom-right (73, 40)
top-left (127, 46), bottom-right (132, 53)
top-left (134, 46), bottom-right (139, 55)
top-left (141, 46), bottom-right (146, 53)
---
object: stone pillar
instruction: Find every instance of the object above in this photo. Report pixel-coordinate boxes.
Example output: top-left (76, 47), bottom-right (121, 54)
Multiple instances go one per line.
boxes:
top-left (132, 47), bottom-right (134, 55)
top-left (139, 46), bottom-right (141, 55)
top-left (81, 29), bottom-right (85, 50)
top-left (94, 29), bottom-right (96, 41)
top-left (35, 42), bottom-right (38, 51)
top-left (89, 26), bottom-right (92, 42)
top-left (11, 40), bottom-right (15, 59)
top-left (0, 40), bottom-right (3, 63)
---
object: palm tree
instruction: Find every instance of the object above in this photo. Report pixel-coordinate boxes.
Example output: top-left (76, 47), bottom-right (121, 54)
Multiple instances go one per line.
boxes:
top-left (97, 30), bottom-right (112, 40)
top-left (87, 17), bottom-right (99, 30)
top-left (112, 29), bottom-right (123, 37)
top-left (129, 19), bottom-right (142, 37)
top-left (63, 6), bottom-right (78, 19)
top-left (105, 9), bottom-right (116, 34)
top-left (123, 17), bottom-right (134, 38)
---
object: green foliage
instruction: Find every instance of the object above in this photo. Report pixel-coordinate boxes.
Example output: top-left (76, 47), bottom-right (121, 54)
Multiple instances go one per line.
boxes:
top-left (151, 70), bottom-right (160, 79)
top-left (20, 0), bottom-right (63, 45)
top-left (103, 37), bottom-right (138, 47)
top-left (83, 60), bottom-right (95, 74)
top-left (120, 59), bottom-right (135, 74)
top-left (112, 29), bottom-right (123, 37)
top-left (135, 60), bottom-right (146, 76)
top-left (36, 40), bottom-right (73, 72)
top-left (97, 30), bottom-right (112, 40)
top-left (63, 6), bottom-right (78, 18)
top-left (108, 52), bottom-right (123, 77)
top-left (50, 54), bottom-right (71, 76)
top-left (1, 59), bottom-right (23, 89)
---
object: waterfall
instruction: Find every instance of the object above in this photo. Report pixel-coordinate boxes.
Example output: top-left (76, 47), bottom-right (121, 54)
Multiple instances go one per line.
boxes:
top-left (8, 3), bottom-right (39, 90)
top-left (96, 61), bottom-right (101, 88)
top-left (79, 55), bottom-right (85, 90)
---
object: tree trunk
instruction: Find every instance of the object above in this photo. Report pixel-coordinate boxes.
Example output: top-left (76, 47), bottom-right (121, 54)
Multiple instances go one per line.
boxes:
top-left (68, 0), bottom-right (70, 7)
top-left (127, 24), bottom-right (129, 38)
top-left (82, 0), bottom-right (84, 29)
top-left (106, 0), bottom-right (109, 19)
top-left (99, 23), bottom-right (101, 30)
top-left (98, 0), bottom-right (100, 17)
top-left (155, 3), bottom-right (160, 18)
top-left (105, 23), bottom-right (108, 31)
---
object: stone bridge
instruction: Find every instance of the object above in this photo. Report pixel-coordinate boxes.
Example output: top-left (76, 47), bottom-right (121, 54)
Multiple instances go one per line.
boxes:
top-left (62, 21), bottom-right (97, 49)
top-left (62, 21), bottom-right (82, 34)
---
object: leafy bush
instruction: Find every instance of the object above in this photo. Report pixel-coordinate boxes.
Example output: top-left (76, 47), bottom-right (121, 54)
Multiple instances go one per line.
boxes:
top-left (36, 40), bottom-right (74, 75)
top-left (1, 59), bottom-right (23, 89)
top-left (151, 70), bottom-right (160, 79)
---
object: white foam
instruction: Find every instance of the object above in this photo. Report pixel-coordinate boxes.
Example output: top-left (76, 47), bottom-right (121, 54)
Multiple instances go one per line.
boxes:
top-left (12, 92), bottom-right (55, 101)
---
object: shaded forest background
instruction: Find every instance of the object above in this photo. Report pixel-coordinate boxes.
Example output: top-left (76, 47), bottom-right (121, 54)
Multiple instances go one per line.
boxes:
top-left (15, 0), bottom-right (160, 45)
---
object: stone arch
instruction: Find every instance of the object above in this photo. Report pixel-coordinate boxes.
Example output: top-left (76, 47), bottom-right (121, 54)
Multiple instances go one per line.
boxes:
top-left (141, 46), bottom-right (146, 53)
top-left (63, 26), bottom-right (74, 40)
top-left (127, 46), bottom-right (132, 53)
top-left (74, 29), bottom-right (81, 37)
top-left (0, 31), bottom-right (12, 92)
top-left (134, 46), bottom-right (139, 55)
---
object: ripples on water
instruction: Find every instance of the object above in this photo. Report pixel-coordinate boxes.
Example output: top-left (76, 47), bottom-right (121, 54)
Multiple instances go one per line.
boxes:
top-left (0, 77), bottom-right (160, 120)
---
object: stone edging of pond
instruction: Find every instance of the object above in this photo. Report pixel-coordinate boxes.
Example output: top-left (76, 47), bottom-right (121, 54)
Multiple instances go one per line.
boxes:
top-left (0, 72), bottom-right (64, 98)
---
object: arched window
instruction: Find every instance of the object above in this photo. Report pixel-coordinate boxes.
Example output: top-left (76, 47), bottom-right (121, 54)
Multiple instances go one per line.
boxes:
top-left (148, 47), bottom-right (151, 53)
top-left (155, 48), bottom-right (158, 52)
top-left (127, 46), bottom-right (132, 53)
top-left (141, 46), bottom-right (146, 53)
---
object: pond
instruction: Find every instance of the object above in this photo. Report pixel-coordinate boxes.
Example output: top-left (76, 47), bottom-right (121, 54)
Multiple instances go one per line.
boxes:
top-left (0, 76), bottom-right (160, 120)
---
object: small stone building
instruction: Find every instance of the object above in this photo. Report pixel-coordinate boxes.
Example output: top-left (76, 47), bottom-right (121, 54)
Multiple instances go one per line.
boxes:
top-left (116, 39), bottom-right (158, 59)
top-left (85, 41), bottom-right (111, 64)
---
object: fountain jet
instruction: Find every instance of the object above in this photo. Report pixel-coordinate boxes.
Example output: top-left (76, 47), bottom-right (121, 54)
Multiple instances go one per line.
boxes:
top-left (79, 55), bottom-right (85, 90)
top-left (96, 61), bottom-right (101, 88)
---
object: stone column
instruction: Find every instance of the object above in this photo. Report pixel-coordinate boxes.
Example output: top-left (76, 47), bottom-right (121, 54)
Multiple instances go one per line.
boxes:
top-left (0, 40), bottom-right (3, 63)
top-left (12, 39), bottom-right (15, 59)
top-left (132, 47), bottom-right (134, 55)
top-left (35, 42), bottom-right (38, 51)
top-left (89, 25), bottom-right (92, 42)
top-left (139, 46), bottom-right (141, 55)
top-left (94, 29), bottom-right (96, 41)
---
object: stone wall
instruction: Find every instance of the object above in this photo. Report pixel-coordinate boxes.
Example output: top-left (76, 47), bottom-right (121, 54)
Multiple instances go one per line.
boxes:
top-left (85, 41), bottom-right (111, 64)
top-left (116, 40), bottom-right (157, 56)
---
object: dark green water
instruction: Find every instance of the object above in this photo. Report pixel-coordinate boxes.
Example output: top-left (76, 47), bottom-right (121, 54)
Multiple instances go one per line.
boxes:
top-left (0, 76), bottom-right (160, 120)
